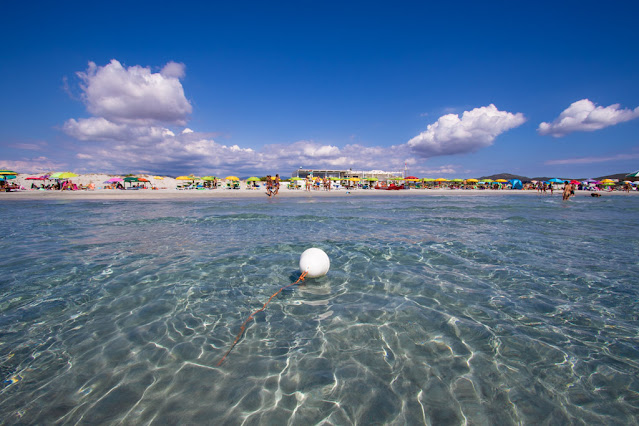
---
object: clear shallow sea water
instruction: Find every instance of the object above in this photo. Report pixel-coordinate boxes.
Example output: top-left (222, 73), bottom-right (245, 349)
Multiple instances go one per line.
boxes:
top-left (1, 194), bottom-right (638, 425)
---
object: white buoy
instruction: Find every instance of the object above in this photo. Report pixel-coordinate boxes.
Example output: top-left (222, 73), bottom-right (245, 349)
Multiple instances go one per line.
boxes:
top-left (299, 248), bottom-right (330, 278)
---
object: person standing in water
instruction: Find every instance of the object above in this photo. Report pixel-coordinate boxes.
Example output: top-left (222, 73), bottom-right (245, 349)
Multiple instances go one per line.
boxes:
top-left (562, 181), bottom-right (572, 200)
top-left (265, 175), bottom-right (273, 197)
top-left (273, 174), bottom-right (280, 196)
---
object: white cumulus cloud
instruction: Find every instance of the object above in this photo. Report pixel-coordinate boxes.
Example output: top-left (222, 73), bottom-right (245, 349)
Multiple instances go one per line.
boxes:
top-left (538, 99), bottom-right (639, 137)
top-left (407, 104), bottom-right (526, 157)
top-left (76, 59), bottom-right (192, 126)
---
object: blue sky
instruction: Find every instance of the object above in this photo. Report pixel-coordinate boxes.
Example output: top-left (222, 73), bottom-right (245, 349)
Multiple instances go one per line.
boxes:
top-left (1, 0), bottom-right (638, 178)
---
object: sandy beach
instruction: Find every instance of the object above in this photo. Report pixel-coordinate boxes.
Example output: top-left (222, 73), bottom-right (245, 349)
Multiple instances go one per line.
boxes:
top-left (1, 173), bottom-right (635, 200)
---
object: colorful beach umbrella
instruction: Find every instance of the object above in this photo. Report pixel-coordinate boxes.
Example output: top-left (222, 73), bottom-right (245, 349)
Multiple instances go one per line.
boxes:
top-left (465, 178), bottom-right (479, 183)
top-left (225, 176), bottom-right (239, 181)
top-left (435, 178), bottom-right (448, 182)
top-left (495, 179), bottom-right (508, 183)
top-left (153, 176), bottom-right (165, 180)
top-left (106, 177), bottom-right (123, 183)
top-left (625, 171), bottom-right (639, 178)
top-left (246, 177), bottom-right (261, 182)
top-left (201, 176), bottom-right (217, 181)
top-left (0, 170), bottom-right (18, 181)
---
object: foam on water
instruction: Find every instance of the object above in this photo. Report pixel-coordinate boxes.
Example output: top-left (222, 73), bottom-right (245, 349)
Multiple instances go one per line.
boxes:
top-left (0, 195), bottom-right (638, 424)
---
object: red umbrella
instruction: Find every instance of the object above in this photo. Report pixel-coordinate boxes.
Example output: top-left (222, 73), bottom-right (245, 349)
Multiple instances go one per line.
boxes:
top-left (26, 176), bottom-right (46, 180)
top-left (570, 180), bottom-right (580, 185)
top-left (405, 176), bottom-right (418, 179)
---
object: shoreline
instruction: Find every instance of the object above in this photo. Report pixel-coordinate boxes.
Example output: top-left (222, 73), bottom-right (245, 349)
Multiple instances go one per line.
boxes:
top-left (1, 188), bottom-right (635, 201)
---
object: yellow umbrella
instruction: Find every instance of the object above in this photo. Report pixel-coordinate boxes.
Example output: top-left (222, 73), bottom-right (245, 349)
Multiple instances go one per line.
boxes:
top-left (466, 178), bottom-right (479, 183)
top-left (495, 179), bottom-right (508, 183)
top-left (349, 177), bottom-right (361, 182)
top-left (176, 176), bottom-right (194, 180)
top-left (600, 179), bottom-right (615, 183)
top-left (435, 178), bottom-right (448, 182)
top-left (225, 176), bottom-right (240, 181)
top-left (58, 172), bottom-right (78, 179)
top-left (153, 176), bottom-right (165, 180)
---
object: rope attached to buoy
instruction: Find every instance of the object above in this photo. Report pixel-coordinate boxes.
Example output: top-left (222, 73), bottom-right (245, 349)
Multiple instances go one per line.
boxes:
top-left (217, 270), bottom-right (308, 366)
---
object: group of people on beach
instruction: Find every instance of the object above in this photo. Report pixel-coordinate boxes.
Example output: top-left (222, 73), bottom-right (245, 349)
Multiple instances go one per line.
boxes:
top-left (265, 174), bottom-right (280, 197)
top-left (305, 176), bottom-right (332, 191)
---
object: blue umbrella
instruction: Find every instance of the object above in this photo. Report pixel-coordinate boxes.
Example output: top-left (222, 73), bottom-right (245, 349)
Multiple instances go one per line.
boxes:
top-left (548, 178), bottom-right (564, 183)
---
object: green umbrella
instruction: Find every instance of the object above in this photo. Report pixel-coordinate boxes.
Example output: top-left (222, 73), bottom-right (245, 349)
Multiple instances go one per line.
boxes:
top-left (246, 176), bottom-right (261, 182)
top-left (330, 177), bottom-right (341, 181)
top-left (451, 179), bottom-right (463, 182)
top-left (49, 172), bottom-right (63, 179)
top-left (366, 177), bottom-right (378, 181)
top-left (123, 176), bottom-right (139, 182)
top-left (290, 177), bottom-right (303, 181)
top-left (201, 176), bottom-right (217, 181)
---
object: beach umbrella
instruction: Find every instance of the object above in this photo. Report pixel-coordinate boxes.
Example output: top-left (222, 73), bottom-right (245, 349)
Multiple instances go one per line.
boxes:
top-left (329, 177), bottom-right (341, 181)
top-left (225, 176), bottom-right (239, 181)
top-left (435, 178), bottom-right (448, 182)
top-left (450, 178), bottom-right (464, 182)
top-left (600, 179), bottom-right (615, 183)
top-left (483, 179), bottom-right (493, 183)
top-left (26, 176), bottom-right (46, 180)
top-left (366, 177), bottom-right (378, 181)
top-left (405, 176), bottom-right (418, 180)
top-left (0, 170), bottom-right (18, 183)
top-left (495, 179), bottom-right (508, 183)
top-left (349, 177), bottom-right (361, 182)
top-left (465, 178), bottom-right (478, 183)
top-left (570, 180), bottom-right (580, 185)
top-left (548, 178), bottom-right (564, 183)
top-left (290, 177), bottom-right (303, 181)
top-left (153, 176), bottom-right (165, 180)
top-left (201, 176), bottom-right (217, 181)
top-left (49, 172), bottom-right (63, 179)
top-left (422, 178), bottom-right (435, 182)
top-left (625, 171), bottom-right (639, 178)
top-left (123, 177), bottom-right (139, 182)
top-left (246, 177), bottom-right (261, 182)
top-left (176, 175), bottom-right (197, 180)
top-left (106, 177), bottom-right (123, 183)
top-left (58, 172), bottom-right (79, 179)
